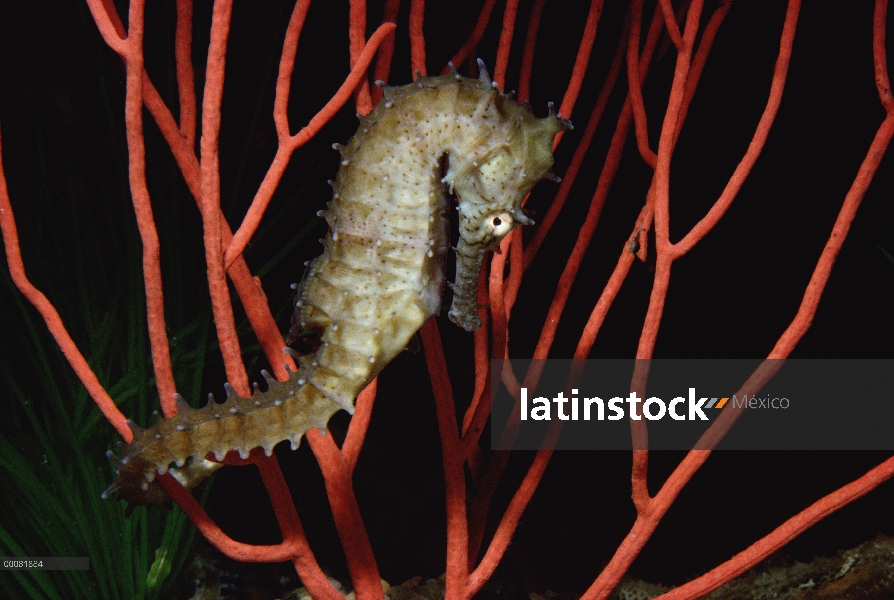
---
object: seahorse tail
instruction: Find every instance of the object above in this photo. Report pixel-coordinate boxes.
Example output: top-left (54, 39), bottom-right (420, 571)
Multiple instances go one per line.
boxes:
top-left (102, 365), bottom-right (348, 506)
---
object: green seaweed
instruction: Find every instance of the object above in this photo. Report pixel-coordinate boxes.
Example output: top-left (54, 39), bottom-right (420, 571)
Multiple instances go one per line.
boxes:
top-left (0, 2), bottom-right (324, 596)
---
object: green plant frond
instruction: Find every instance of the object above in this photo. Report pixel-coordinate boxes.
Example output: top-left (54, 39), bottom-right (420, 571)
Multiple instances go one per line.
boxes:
top-left (0, 523), bottom-right (64, 600)
top-left (878, 244), bottom-right (894, 266)
top-left (0, 3), bottom-right (317, 598)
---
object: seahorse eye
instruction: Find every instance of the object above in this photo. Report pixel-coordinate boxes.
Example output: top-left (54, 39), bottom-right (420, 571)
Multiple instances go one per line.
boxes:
top-left (485, 212), bottom-right (513, 237)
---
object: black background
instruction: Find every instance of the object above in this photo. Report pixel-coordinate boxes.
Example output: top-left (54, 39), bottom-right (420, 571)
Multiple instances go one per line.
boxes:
top-left (1, 0), bottom-right (893, 594)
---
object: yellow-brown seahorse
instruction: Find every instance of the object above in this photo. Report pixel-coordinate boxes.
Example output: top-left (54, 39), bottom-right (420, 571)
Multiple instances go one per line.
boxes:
top-left (103, 60), bottom-right (570, 505)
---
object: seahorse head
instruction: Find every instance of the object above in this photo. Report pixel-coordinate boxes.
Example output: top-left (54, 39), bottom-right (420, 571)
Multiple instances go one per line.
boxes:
top-left (445, 90), bottom-right (570, 331)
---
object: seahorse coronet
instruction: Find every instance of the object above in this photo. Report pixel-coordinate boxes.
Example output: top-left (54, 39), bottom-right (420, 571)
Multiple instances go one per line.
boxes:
top-left (104, 61), bottom-right (569, 506)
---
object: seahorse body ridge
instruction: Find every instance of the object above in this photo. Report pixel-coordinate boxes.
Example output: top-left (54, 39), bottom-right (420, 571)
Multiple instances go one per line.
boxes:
top-left (104, 60), bottom-right (569, 506)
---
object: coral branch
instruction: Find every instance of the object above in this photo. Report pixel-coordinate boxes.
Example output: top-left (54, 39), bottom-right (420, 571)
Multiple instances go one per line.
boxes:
top-left (493, 0), bottom-right (519, 90)
top-left (627, 0), bottom-right (658, 168)
top-left (349, 0), bottom-right (374, 114)
top-left (444, 0), bottom-right (497, 72)
top-left (467, 449), bottom-right (553, 596)
top-left (308, 427), bottom-right (384, 600)
top-left (371, 0), bottom-right (401, 94)
top-left (123, 0), bottom-right (180, 414)
top-left (84, 0), bottom-right (127, 55)
top-left (303, 383), bottom-right (381, 600)
top-left (175, 0), bottom-right (196, 150)
top-left (273, 0), bottom-right (314, 141)
top-left (522, 14), bottom-right (626, 269)
top-left (157, 459), bottom-right (344, 600)
top-left (874, 0), bottom-right (893, 109)
top-left (101, 6), bottom-right (299, 382)
top-left (524, 3), bottom-right (666, 352)
top-left (85, 0), bottom-right (180, 415)
top-left (517, 0), bottom-right (545, 103)
top-left (421, 320), bottom-right (470, 600)
top-left (409, 0), bottom-right (426, 77)
top-left (655, 455), bottom-right (894, 600)
top-left (0, 130), bottom-right (130, 440)
top-left (672, 0), bottom-right (793, 256)
top-left (766, 0), bottom-right (893, 360)
top-left (198, 0), bottom-right (248, 397)
top-left (656, 0), bottom-right (684, 52)
top-left (769, 112), bottom-right (894, 358)
top-left (556, 0), bottom-right (605, 136)
top-left (224, 23), bottom-right (396, 267)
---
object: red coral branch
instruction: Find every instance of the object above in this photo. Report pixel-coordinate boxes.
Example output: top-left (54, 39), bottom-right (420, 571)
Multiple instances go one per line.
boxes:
top-left (517, 0), bottom-right (545, 104)
top-left (175, 0), bottom-right (196, 150)
top-left (224, 22), bottom-right (395, 266)
top-left (157, 452), bottom-right (345, 600)
top-left (493, 0), bottom-right (520, 90)
top-left (0, 129), bottom-right (130, 440)
top-left (349, 0), bottom-right (374, 114)
top-left (198, 0), bottom-right (248, 397)
top-left (372, 0), bottom-right (401, 94)
top-left (555, 0), bottom-right (605, 136)
top-left (85, 0), bottom-right (181, 415)
top-left (307, 381), bottom-right (384, 600)
top-left (444, 0), bottom-right (498, 73)
top-left (627, 0), bottom-right (659, 168)
top-left (656, 455), bottom-right (894, 599)
top-left (521, 10), bottom-right (626, 270)
top-left (409, 0), bottom-right (427, 77)
top-left (420, 319), bottom-right (470, 600)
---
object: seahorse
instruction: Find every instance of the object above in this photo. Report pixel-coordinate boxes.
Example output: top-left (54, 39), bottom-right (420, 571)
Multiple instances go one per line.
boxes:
top-left (103, 60), bottom-right (570, 506)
